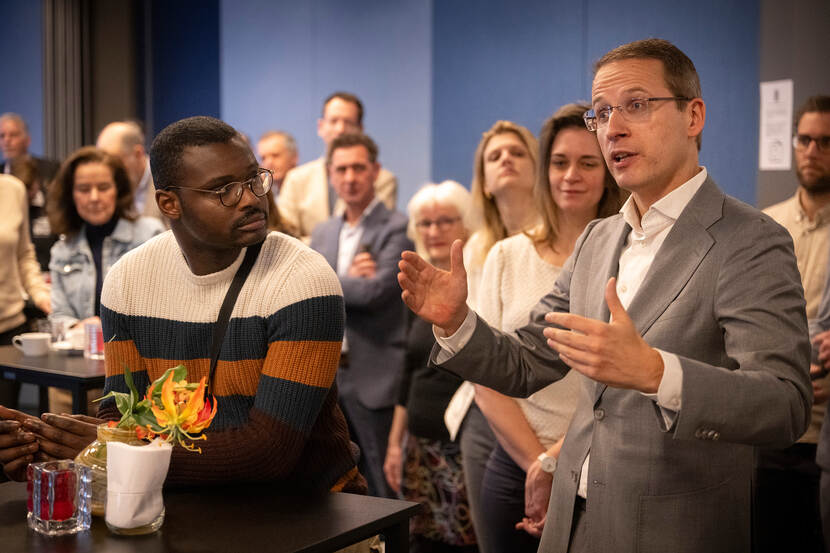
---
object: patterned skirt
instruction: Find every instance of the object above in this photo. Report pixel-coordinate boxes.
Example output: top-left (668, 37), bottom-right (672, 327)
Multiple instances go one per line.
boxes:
top-left (401, 434), bottom-right (477, 546)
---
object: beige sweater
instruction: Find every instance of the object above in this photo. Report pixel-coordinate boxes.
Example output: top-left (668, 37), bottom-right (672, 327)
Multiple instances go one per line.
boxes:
top-left (0, 175), bottom-right (49, 333)
top-left (477, 232), bottom-right (581, 447)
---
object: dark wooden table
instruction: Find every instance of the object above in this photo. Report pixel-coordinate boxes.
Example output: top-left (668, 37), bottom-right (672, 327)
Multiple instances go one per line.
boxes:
top-left (0, 481), bottom-right (420, 552)
top-left (0, 345), bottom-right (105, 414)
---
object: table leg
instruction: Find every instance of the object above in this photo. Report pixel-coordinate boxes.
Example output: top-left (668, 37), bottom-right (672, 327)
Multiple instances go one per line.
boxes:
top-left (71, 387), bottom-right (87, 415)
top-left (382, 519), bottom-right (409, 552)
top-left (38, 385), bottom-right (49, 413)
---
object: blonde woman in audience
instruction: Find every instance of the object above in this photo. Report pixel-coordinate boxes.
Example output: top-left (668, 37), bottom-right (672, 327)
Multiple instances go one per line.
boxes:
top-left (384, 180), bottom-right (479, 553)
top-left (0, 173), bottom-right (50, 408)
top-left (474, 103), bottom-right (625, 550)
top-left (444, 120), bottom-right (539, 553)
top-left (46, 147), bottom-right (164, 412)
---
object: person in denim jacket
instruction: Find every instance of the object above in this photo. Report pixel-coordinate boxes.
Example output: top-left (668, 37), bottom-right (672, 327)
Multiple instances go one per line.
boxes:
top-left (47, 147), bottom-right (164, 326)
top-left (45, 147), bottom-right (163, 413)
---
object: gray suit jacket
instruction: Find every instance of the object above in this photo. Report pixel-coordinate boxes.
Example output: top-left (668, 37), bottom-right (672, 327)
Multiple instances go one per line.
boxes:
top-left (432, 177), bottom-right (812, 553)
top-left (311, 202), bottom-right (413, 410)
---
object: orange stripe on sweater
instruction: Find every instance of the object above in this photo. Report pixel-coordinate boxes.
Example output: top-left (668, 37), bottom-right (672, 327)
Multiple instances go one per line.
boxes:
top-left (263, 340), bottom-right (341, 389)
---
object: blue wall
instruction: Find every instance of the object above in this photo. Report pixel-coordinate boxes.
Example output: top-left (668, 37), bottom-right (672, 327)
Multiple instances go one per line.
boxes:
top-left (1, 0), bottom-right (760, 205)
top-left (0, 0), bottom-right (44, 156)
top-left (432, 0), bottom-right (760, 204)
top-left (219, 0), bottom-right (433, 206)
top-left (149, 0), bottom-right (221, 137)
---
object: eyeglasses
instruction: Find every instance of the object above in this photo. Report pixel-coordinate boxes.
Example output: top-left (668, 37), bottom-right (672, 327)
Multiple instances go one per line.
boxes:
top-left (793, 134), bottom-right (830, 152)
top-left (415, 216), bottom-right (461, 231)
top-left (167, 168), bottom-right (272, 207)
top-left (583, 97), bottom-right (692, 132)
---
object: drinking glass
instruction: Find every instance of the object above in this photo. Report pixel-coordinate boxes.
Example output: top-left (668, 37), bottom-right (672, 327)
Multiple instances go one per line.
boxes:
top-left (27, 460), bottom-right (92, 536)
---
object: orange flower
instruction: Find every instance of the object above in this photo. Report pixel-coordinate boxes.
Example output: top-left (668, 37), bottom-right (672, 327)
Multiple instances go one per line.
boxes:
top-left (145, 373), bottom-right (217, 452)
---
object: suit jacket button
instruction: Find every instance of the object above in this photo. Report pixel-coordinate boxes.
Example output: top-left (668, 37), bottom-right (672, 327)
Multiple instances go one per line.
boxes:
top-left (712, 431), bottom-right (720, 441)
top-left (594, 408), bottom-right (605, 421)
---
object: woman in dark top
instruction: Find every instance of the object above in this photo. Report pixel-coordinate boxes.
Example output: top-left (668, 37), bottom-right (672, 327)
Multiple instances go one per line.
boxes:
top-left (384, 180), bottom-right (479, 553)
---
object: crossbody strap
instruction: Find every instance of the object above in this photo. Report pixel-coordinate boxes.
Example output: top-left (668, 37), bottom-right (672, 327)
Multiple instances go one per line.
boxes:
top-left (206, 240), bottom-right (264, 399)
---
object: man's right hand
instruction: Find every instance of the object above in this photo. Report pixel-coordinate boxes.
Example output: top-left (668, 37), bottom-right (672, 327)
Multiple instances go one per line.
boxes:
top-left (397, 239), bottom-right (469, 335)
top-left (0, 406), bottom-right (40, 481)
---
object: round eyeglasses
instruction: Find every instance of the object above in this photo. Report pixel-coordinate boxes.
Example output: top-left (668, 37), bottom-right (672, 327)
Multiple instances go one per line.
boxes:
top-left (583, 97), bottom-right (692, 132)
top-left (166, 168), bottom-right (273, 207)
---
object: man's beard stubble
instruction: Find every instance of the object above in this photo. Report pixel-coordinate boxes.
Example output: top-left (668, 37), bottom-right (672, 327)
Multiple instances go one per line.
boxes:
top-left (798, 168), bottom-right (830, 196)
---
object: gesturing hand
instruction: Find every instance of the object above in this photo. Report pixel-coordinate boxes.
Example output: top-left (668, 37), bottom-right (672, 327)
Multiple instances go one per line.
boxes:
top-left (398, 239), bottom-right (469, 335)
top-left (543, 277), bottom-right (664, 393)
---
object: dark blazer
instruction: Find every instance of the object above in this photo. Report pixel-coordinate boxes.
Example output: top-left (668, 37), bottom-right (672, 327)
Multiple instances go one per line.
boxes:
top-left (310, 202), bottom-right (413, 410)
top-left (432, 177), bottom-right (812, 553)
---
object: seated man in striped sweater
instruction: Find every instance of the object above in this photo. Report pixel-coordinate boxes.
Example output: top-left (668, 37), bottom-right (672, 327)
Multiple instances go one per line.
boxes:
top-left (0, 116), bottom-right (366, 493)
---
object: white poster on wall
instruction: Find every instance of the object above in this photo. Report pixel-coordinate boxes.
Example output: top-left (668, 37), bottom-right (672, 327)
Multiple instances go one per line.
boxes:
top-left (759, 79), bottom-right (794, 171)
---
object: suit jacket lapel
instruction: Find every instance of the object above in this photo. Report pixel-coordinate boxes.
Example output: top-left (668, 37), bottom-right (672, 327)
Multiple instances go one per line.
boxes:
top-left (625, 178), bottom-right (722, 337)
top-left (320, 217), bottom-right (344, 270)
top-left (592, 177), bottom-right (722, 404)
top-left (357, 202), bottom-right (389, 252)
top-left (590, 218), bottom-right (630, 403)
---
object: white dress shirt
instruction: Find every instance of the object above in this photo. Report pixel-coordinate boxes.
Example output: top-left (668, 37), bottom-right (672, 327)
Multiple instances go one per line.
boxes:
top-left (336, 198), bottom-right (381, 352)
top-left (435, 167), bottom-right (708, 498)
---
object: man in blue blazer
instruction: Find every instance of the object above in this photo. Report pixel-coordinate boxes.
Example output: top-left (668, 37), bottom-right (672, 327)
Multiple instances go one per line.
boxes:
top-left (310, 132), bottom-right (412, 498)
top-left (399, 39), bottom-right (812, 552)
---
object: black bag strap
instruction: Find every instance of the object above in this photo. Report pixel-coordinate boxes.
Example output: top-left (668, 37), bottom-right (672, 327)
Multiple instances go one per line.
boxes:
top-left (206, 240), bottom-right (263, 399)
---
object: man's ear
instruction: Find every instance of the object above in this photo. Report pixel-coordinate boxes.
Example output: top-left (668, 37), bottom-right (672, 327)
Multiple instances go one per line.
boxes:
top-left (156, 189), bottom-right (181, 220)
top-left (687, 98), bottom-right (706, 141)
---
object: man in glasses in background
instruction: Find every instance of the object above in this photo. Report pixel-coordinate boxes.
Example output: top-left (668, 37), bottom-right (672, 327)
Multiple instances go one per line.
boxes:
top-left (760, 95), bottom-right (830, 552)
top-left (310, 133), bottom-right (411, 498)
top-left (398, 38), bottom-right (811, 552)
top-left (0, 116), bottom-right (366, 496)
top-left (279, 92), bottom-right (398, 242)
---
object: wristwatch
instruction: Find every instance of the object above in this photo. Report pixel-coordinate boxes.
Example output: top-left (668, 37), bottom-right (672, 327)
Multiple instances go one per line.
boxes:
top-left (537, 452), bottom-right (557, 474)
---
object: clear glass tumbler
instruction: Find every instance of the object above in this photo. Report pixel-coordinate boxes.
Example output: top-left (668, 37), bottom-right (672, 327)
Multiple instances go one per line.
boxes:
top-left (27, 460), bottom-right (92, 536)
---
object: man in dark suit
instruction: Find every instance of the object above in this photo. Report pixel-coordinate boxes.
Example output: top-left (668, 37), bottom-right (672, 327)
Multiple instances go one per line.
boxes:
top-left (398, 38), bottom-right (812, 552)
top-left (310, 132), bottom-right (412, 498)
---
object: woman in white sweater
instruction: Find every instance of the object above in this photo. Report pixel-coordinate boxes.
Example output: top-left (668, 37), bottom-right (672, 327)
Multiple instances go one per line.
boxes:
top-left (474, 103), bottom-right (626, 551)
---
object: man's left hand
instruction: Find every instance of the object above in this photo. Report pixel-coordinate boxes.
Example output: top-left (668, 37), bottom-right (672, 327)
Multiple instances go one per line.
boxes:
top-left (544, 277), bottom-right (664, 393)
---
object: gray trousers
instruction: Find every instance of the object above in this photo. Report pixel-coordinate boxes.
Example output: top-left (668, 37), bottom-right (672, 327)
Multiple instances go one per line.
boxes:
top-left (459, 404), bottom-right (496, 553)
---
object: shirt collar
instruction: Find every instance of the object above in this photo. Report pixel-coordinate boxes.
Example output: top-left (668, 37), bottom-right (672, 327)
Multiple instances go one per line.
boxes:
top-left (620, 167), bottom-right (708, 235)
top-left (795, 188), bottom-right (830, 226)
top-left (342, 197), bottom-right (381, 227)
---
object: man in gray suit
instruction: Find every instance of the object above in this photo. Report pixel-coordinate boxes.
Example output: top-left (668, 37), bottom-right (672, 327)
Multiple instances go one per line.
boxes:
top-left (310, 132), bottom-right (412, 498)
top-left (398, 38), bottom-right (812, 553)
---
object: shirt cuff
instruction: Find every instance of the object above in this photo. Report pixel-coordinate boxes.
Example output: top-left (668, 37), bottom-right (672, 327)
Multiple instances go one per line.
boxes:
top-left (641, 349), bottom-right (682, 428)
top-left (433, 308), bottom-right (477, 363)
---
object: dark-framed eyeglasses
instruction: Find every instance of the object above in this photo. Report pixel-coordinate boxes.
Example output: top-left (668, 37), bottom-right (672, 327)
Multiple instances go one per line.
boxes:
top-left (166, 168), bottom-right (273, 207)
top-left (415, 216), bottom-right (461, 231)
top-left (583, 96), bottom-right (693, 132)
top-left (793, 134), bottom-right (830, 152)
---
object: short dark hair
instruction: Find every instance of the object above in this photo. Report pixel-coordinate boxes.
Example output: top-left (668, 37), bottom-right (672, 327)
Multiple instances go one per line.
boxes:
top-left (150, 116), bottom-right (241, 190)
top-left (323, 92), bottom-right (364, 126)
top-left (47, 146), bottom-right (135, 236)
top-left (795, 95), bottom-right (830, 130)
top-left (326, 133), bottom-right (379, 166)
top-left (595, 38), bottom-right (702, 149)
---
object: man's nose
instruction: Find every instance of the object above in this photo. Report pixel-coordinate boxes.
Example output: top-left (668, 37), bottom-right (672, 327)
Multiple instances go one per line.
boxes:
top-left (604, 108), bottom-right (629, 139)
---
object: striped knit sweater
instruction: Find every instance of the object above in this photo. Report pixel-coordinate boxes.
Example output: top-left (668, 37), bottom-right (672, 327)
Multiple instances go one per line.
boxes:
top-left (98, 231), bottom-right (365, 493)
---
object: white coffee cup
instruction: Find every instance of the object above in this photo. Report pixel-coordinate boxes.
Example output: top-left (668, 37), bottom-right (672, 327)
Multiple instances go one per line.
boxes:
top-left (12, 332), bottom-right (51, 357)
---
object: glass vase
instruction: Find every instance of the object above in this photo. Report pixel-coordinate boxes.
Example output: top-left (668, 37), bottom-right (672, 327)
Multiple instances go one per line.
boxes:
top-left (74, 424), bottom-right (144, 517)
